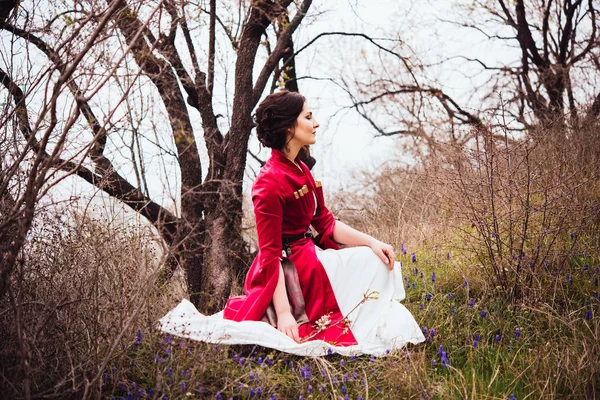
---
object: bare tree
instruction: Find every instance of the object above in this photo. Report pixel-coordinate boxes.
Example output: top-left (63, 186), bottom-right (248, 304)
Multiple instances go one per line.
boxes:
top-left (461, 0), bottom-right (599, 129)
top-left (0, 0), bottom-right (317, 312)
top-left (337, 0), bottom-right (599, 152)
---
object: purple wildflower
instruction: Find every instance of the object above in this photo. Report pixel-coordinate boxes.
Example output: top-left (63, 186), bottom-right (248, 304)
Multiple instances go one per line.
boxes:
top-left (420, 303), bottom-right (424, 310)
top-left (440, 351), bottom-right (449, 367)
top-left (412, 252), bottom-right (417, 263)
top-left (585, 309), bottom-right (593, 320)
top-left (432, 359), bottom-right (437, 367)
top-left (426, 294), bottom-right (432, 301)
top-left (216, 392), bottom-right (222, 400)
top-left (481, 310), bottom-right (487, 318)
top-left (136, 329), bottom-right (142, 343)
top-left (515, 328), bottom-right (521, 338)
top-left (180, 382), bottom-right (186, 393)
top-left (257, 388), bottom-right (262, 395)
top-left (584, 264), bottom-right (589, 271)
top-left (495, 334), bottom-right (501, 342)
top-left (307, 385), bottom-right (313, 393)
top-left (250, 389), bottom-right (255, 397)
top-left (432, 272), bottom-right (436, 282)
top-left (447, 252), bottom-right (451, 259)
top-left (447, 293), bottom-right (453, 299)
top-left (475, 333), bottom-right (481, 342)
top-left (327, 347), bottom-right (333, 355)
top-left (320, 385), bottom-right (326, 393)
top-left (401, 243), bottom-right (407, 255)
top-left (473, 340), bottom-right (478, 348)
top-left (469, 298), bottom-right (474, 307)
top-left (340, 359), bottom-right (345, 367)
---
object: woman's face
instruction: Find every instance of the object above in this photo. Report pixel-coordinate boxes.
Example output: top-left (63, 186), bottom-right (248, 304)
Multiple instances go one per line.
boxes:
top-left (288, 102), bottom-right (319, 147)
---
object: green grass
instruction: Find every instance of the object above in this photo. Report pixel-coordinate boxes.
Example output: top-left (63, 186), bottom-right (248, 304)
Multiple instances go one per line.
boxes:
top-left (103, 248), bottom-right (600, 399)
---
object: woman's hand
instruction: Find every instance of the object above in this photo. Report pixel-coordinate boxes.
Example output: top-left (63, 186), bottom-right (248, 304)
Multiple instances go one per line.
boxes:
top-left (277, 311), bottom-right (300, 342)
top-left (369, 240), bottom-right (396, 270)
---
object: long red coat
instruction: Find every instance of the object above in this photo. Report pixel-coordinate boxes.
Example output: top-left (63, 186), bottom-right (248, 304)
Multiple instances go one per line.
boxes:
top-left (223, 149), bottom-right (357, 345)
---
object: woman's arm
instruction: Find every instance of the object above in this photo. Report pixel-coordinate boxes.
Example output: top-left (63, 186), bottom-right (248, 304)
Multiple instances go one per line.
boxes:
top-left (333, 220), bottom-right (396, 270)
top-left (272, 263), bottom-right (300, 342)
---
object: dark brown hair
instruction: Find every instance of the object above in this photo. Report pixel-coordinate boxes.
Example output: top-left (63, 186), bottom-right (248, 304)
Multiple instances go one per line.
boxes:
top-left (254, 90), bottom-right (306, 150)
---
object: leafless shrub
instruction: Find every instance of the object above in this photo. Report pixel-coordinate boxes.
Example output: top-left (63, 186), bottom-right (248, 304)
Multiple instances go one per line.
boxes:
top-left (430, 117), bottom-right (600, 299)
top-left (0, 205), bottom-right (183, 398)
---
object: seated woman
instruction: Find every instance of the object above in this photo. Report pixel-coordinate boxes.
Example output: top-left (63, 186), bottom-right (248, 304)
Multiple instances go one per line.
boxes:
top-left (160, 91), bottom-right (425, 356)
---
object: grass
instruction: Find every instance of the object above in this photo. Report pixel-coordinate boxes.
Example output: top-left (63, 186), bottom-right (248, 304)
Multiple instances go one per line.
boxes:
top-left (102, 246), bottom-right (600, 400)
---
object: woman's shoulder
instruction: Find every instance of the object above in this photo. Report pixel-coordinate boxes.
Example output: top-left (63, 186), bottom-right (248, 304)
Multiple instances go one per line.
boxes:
top-left (252, 163), bottom-right (286, 194)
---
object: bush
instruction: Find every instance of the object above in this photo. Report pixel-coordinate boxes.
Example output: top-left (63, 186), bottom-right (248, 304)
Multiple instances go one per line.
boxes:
top-left (0, 206), bottom-right (184, 398)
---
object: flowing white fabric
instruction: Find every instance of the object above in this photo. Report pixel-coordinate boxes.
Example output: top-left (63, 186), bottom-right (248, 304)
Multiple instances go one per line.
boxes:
top-left (159, 246), bottom-right (425, 356)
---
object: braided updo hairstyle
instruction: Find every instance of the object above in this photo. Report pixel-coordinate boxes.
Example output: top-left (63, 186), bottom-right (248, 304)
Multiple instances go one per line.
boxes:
top-left (254, 90), bottom-right (306, 150)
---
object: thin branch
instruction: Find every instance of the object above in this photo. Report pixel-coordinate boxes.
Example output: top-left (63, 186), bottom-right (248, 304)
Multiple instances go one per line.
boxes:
top-left (252, 0), bottom-right (313, 104)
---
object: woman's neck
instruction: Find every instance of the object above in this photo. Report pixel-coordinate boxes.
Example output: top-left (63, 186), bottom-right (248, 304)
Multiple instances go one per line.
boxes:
top-left (282, 144), bottom-right (301, 164)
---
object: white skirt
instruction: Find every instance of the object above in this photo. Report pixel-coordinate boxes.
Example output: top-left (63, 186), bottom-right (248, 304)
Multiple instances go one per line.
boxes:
top-left (159, 246), bottom-right (425, 356)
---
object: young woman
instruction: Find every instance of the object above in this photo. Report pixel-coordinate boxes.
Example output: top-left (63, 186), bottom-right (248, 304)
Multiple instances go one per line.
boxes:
top-left (221, 91), bottom-right (424, 351)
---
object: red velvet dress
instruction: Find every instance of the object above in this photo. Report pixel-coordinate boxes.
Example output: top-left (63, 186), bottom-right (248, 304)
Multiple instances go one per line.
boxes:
top-left (223, 149), bottom-right (357, 345)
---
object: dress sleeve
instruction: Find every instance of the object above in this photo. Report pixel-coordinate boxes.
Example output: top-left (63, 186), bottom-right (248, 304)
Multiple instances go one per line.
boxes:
top-left (224, 174), bottom-right (284, 321)
top-left (311, 181), bottom-right (340, 251)
top-left (247, 175), bottom-right (284, 290)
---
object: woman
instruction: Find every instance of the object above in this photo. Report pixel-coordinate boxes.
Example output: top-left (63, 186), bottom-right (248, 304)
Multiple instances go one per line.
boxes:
top-left (223, 91), bottom-right (424, 350)
top-left (161, 91), bottom-right (424, 355)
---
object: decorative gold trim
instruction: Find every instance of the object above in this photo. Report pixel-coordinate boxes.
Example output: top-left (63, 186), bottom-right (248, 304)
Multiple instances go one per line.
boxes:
top-left (294, 191), bottom-right (300, 199)
top-left (302, 185), bottom-right (309, 194)
top-left (315, 180), bottom-right (322, 188)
